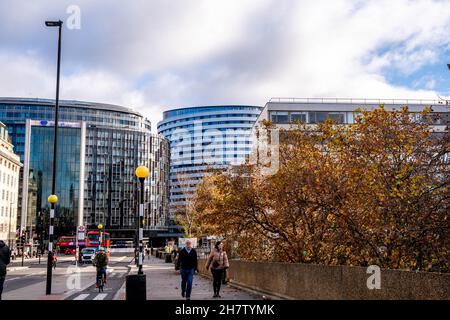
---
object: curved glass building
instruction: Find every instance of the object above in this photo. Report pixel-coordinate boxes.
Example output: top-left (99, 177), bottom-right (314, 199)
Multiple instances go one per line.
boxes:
top-left (0, 97), bottom-right (169, 244)
top-left (157, 105), bottom-right (262, 218)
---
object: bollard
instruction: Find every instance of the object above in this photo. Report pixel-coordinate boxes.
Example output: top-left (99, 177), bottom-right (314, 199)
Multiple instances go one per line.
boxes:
top-left (126, 274), bottom-right (147, 300)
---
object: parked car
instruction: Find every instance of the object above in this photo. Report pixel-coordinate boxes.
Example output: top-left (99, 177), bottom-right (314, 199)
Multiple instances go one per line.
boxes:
top-left (81, 248), bottom-right (97, 264)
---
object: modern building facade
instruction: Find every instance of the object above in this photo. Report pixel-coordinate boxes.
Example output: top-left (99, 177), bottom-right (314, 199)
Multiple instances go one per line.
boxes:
top-left (0, 122), bottom-right (21, 247)
top-left (251, 98), bottom-right (449, 166)
top-left (0, 98), bottom-right (170, 244)
top-left (157, 105), bottom-right (263, 219)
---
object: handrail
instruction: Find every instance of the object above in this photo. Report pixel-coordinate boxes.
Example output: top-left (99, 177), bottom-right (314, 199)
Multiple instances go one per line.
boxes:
top-left (269, 97), bottom-right (446, 105)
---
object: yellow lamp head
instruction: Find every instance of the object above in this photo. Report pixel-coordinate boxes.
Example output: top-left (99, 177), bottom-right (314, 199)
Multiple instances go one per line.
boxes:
top-left (97, 224), bottom-right (103, 230)
top-left (135, 166), bottom-right (149, 179)
top-left (48, 194), bottom-right (58, 204)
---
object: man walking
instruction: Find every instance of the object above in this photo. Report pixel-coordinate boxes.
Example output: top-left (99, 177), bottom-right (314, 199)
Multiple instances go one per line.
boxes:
top-left (176, 239), bottom-right (198, 300)
top-left (0, 240), bottom-right (11, 300)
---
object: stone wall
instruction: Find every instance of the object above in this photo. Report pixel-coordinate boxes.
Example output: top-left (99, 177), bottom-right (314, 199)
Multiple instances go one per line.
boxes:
top-left (197, 259), bottom-right (450, 300)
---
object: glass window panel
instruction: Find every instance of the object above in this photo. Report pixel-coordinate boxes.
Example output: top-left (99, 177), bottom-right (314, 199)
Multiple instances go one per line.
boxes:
top-left (290, 112), bottom-right (306, 123)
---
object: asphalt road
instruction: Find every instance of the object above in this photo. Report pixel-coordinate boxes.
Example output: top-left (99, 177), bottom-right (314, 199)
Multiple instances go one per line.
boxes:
top-left (3, 252), bottom-right (134, 300)
top-left (64, 253), bottom-right (134, 300)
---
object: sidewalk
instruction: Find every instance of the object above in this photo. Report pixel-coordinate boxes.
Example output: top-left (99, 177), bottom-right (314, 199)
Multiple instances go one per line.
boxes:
top-left (142, 256), bottom-right (259, 300)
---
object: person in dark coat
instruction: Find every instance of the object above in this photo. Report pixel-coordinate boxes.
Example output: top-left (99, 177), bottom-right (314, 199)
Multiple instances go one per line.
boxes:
top-left (0, 240), bottom-right (11, 300)
top-left (175, 239), bottom-right (198, 300)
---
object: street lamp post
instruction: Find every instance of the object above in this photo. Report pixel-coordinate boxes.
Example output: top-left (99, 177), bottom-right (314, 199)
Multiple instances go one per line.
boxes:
top-left (124, 166), bottom-right (148, 300)
top-left (46, 194), bottom-right (58, 294)
top-left (135, 166), bottom-right (149, 275)
top-left (98, 224), bottom-right (103, 249)
top-left (8, 200), bottom-right (16, 250)
top-left (21, 233), bottom-right (25, 267)
top-left (45, 19), bottom-right (63, 295)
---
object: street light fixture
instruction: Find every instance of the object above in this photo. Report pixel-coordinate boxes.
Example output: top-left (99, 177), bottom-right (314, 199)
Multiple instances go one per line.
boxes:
top-left (135, 166), bottom-right (149, 275)
top-left (45, 20), bottom-right (62, 27)
top-left (45, 19), bottom-right (63, 295)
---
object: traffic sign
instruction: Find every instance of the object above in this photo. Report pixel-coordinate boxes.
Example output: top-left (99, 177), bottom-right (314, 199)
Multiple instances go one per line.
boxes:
top-left (77, 225), bottom-right (86, 240)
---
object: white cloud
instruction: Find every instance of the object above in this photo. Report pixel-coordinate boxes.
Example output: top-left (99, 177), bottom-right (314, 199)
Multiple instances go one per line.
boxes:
top-left (0, 0), bottom-right (449, 132)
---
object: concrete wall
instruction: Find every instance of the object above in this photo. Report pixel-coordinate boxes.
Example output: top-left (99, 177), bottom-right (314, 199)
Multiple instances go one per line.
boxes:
top-left (197, 259), bottom-right (450, 300)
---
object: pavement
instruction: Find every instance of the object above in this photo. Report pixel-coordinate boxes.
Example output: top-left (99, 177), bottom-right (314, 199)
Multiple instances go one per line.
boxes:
top-left (143, 255), bottom-right (259, 300)
top-left (2, 252), bottom-right (260, 300)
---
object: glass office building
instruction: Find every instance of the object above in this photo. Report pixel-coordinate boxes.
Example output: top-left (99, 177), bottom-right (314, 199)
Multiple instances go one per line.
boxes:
top-left (28, 123), bottom-right (81, 238)
top-left (0, 98), bottom-right (170, 243)
top-left (251, 98), bottom-right (449, 166)
top-left (157, 105), bottom-right (262, 218)
top-left (255, 98), bottom-right (449, 127)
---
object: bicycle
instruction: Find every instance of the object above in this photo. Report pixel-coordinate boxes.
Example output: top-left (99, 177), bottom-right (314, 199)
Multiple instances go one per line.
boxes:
top-left (96, 268), bottom-right (106, 293)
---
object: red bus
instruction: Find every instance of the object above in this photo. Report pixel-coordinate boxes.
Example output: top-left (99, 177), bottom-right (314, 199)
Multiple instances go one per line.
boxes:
top-left (56, 236), bottom-right (86, 255)
top-left (86, 231), bottom-right (111, 254)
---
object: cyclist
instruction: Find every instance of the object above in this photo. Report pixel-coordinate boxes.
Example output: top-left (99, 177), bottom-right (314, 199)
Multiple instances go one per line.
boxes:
top-left (92, 248), bottom-right (108, 288)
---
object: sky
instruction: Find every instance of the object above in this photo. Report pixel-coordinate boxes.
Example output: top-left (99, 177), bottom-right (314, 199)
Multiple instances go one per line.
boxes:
top-left (0, 0), bottom-right (449, 132)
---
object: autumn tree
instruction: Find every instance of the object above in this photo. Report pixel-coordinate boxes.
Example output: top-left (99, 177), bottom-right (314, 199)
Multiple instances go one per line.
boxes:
top-left (191, 106), bottom-right (449, 271)
top-left (172, 173), bottom-right (202, 237)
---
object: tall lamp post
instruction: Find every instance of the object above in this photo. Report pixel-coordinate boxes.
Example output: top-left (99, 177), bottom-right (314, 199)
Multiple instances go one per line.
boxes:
top-left (46, 194), bottom-right (58, 294)
top-left (135, 166), bottom-right (149, 275)
top-left (98, 224), bottom-right (103, 249)
top-left (124, 166), bottom-right (148, 300)
top-left (45, 19), bottom-right (63, 295)
top-left (8, 200), bottom-right (16, 249)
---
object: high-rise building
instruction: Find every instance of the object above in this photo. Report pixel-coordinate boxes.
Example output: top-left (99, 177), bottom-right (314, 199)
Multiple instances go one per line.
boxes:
top-left (251, 98), bottom-right (449, 166)
top-left (0, 121), bottom-right (21, 247)
top-left (157, 105), bottom-right (263, 219)
top-left (0, 98), bottom-right (169, 244)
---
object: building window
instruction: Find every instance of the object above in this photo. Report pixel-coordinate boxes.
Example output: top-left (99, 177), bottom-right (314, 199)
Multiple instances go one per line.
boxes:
top-left (270, 112), bottom-right (289, 124)
top-left (290, 112), bottom-right (307, 123)
top-left (309, 112), bottom-right (345, 124)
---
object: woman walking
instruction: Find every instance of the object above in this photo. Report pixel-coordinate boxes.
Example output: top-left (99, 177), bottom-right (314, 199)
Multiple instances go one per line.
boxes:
top-left (205, 241), bottom-right (229, 298)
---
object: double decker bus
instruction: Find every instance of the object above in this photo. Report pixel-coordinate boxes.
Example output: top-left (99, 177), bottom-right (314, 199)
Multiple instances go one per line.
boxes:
top-left (86, 231), bottom-right (111, 254)
top-left (56, 236), bottom-right (86, 255)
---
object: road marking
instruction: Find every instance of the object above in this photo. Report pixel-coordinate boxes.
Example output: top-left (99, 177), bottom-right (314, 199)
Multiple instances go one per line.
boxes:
top-left (25, 271), bottom-right (46, 277)
top-left (93, 293), bottom-right (108, 300)
top-left (5, 271), bottom-right (46, 282)
top-left (5, 277), bottom-right (21, 282)
top-left (74, 294), bottom-right (89, 300)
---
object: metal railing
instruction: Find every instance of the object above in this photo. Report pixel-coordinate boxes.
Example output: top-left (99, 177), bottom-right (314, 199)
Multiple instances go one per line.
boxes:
top-left (269, 97), bottom-right (446, 105)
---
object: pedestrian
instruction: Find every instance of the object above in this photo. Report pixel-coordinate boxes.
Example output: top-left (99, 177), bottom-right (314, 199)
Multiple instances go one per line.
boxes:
top-left (52, 251), bottom-right (57, 269)
top-left (205, 241), bottom-right (229, 298)
top-left (0, 240), bottom-right (12, 300)
top-left (176, 240), bottom-right (198, 300)
top-left (134, 248), bottom-right (139, 266)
